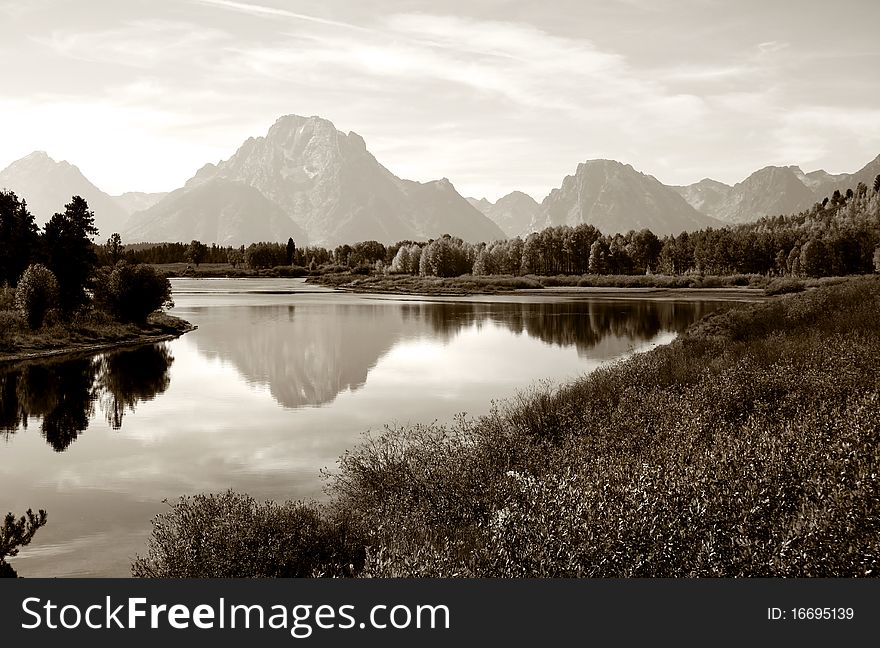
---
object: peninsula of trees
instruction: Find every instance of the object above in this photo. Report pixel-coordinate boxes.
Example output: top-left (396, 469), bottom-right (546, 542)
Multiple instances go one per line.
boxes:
top-left (0, 190), bottom-right (188, 361)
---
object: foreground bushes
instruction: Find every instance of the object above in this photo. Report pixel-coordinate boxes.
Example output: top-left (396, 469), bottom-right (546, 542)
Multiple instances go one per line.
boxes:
top-left (132, 491), bottom-right (365, 578)
top-left (137, 277), bottom-right (880, 577)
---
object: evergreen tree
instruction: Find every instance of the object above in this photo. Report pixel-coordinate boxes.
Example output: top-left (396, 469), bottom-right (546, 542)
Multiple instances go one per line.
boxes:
top-left (107, 233), bottom-right (124, 265)
top-left (0, 190), bottom-right (39, 286)
top-left (42, 196), bottom-right (99, 312)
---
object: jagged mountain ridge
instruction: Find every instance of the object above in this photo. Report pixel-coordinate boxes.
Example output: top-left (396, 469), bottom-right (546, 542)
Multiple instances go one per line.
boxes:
top-left (673, 154), bottom-right (880, 223)
top-left (0, 151), bottom-right (128, 236)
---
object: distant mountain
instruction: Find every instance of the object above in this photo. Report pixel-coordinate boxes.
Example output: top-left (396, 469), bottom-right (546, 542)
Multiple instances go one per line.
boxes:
top-left (112, 191), bottom-right (168, 215)
top-left (468, 191), bottom-right (541, 238)
top-left (0, 151), bottom-right (128, 236)
top-left (669, 178), bottom-right (731, 219)
top-left (804, 154), bottom-right (880, 199)
top-left (537, 160), bottom-right (721, 236)
top-left (466, 197), bottom-right (492, 212)
top-left (123, 178), bottom-right (307, 247)
top-left (136, 114), bottom-right (505, 247)
top-left (674, 154), bottom-right (880, 223)
top-left (700, 166), bottom-right (817, 224)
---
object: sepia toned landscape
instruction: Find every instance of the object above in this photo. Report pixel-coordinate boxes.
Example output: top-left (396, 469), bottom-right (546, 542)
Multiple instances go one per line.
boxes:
top-left (1, 0), bottom-right (878, 579)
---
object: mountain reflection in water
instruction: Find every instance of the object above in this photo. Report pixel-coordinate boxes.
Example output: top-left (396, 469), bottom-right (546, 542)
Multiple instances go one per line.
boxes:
top-left (190, 299), bottom-right (718, 409)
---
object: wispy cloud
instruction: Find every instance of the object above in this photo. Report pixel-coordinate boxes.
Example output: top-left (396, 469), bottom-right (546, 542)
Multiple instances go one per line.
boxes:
top-left (35, 20), bottom-right (228, 69)
top-left (192, 0), bottom-right (372, 32)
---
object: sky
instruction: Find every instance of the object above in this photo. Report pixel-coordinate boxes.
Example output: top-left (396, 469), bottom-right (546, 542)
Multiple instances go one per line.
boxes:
top-left (1, 0), bottom-right (879, 200)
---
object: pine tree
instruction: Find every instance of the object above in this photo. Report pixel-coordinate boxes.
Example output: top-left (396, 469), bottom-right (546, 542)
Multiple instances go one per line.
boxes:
top-left (0, 190), bottom-right (39, 286)
top-left (42, 196), bottom-right (99, 312)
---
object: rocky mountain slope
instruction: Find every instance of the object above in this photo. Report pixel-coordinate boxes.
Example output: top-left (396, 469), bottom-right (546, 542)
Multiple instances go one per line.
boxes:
top-left (537, 160), bottom-right (721, 236)
top-left (673, 154), bottom-right (880, 223)
top-left (467, 191), bottom-right (541, 238)
top-left (126, 115), bottom-right (504, 247)
top-left (123, 178), bottom-right (307, 246)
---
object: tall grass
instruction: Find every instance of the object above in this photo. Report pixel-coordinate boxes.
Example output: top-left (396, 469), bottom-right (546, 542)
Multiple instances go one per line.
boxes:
top-left (136, 277), bottom-right (880, 577)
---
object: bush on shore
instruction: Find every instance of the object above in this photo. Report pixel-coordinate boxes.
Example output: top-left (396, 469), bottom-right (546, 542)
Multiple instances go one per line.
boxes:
top-left (14, 264), bottom-right (59, 329)
top-left (764, 277), bottom-right (806, 296)
top-left (94, 263), bottom-right (174, 324)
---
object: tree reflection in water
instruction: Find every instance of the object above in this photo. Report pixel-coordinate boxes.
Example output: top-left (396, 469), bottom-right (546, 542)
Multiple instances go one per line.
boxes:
top-left (0, 344), bottom-right (173, 451)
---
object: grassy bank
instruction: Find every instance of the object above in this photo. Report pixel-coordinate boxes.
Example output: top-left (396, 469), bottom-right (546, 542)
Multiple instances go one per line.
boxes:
top-left (135, 277), bottom-right (880, 577)
top-left (0, 310), bottom-right (193, 363)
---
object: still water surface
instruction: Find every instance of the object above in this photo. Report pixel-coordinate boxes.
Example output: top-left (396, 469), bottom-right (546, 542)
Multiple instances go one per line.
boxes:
top-left (1, 278), bottom-right (730, 576)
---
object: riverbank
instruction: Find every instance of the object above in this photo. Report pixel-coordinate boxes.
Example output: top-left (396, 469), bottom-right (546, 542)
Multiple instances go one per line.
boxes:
top-left (0, 312), bottom-right (194, 364)
top-left (135, 275), bottom-right (880, 577)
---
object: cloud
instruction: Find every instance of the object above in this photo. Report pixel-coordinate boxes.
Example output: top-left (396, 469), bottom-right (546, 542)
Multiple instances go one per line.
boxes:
top-left (35, 19), bottom-right (228, 69)
top-left (757, 40), bottom-right (790, 56)
top-left (192, 0), bottom-right (372, 31)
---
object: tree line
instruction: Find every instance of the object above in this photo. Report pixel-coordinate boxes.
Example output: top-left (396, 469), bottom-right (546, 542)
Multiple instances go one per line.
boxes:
top-left (121, 177), bottom-right (880, 280)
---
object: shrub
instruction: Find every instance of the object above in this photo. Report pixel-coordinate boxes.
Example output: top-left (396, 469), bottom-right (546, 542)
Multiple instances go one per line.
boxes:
top-left (0, 283), bottom-right (15, 310)
top-left (95, 263), bottom-right (173, 324)
top-left (14, 264), bottom-right (59, 329)
top-left (271, 265), bottom-right (307, 278)
top-left (0, 310), bottom-right (25, 349)
top-left (132, 491), bottom-right (365, 578)
top-left (765, 278), bottom-right (806, 296)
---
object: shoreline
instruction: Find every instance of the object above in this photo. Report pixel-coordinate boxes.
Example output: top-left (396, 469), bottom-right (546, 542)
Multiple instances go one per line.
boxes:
top-left (512, 286), bottom-right (772, 302)
top-left (0, 317), bottom-right (196, 366)
top-left (304, 271), bottom-right (796, 299)
top-left (311, 278), bottom-right (772, 302)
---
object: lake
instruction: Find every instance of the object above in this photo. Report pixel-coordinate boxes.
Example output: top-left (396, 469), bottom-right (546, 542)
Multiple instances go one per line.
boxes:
top-left (1, 278), bottom-right (733, 576)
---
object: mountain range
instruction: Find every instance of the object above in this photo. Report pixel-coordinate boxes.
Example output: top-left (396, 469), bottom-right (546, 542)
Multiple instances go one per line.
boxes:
top-left (669, 156), bottom-right (880, 225)
top-left (467, 155), bottom-right (880, 236)
top-left (467, 161), bottom-right (722, 238)
top-left (2, 115), bottom-right (878, 245)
